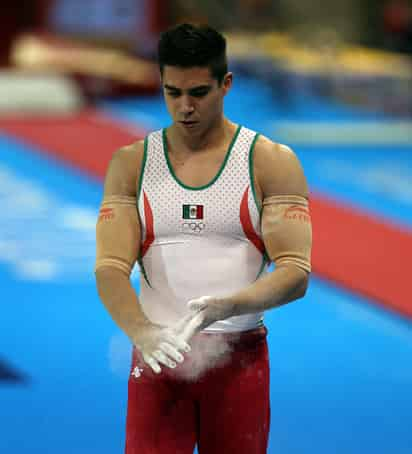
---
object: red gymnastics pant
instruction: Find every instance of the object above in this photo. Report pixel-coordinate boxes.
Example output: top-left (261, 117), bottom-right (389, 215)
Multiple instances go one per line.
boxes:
top-left (125, 326), bottom-right (270, 454)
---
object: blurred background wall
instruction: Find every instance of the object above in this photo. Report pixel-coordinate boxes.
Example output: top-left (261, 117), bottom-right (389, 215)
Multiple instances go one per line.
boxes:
top-left (1, 0), bottom-right (410, 52)
top-left (1, 0), bottom-right (410, 114)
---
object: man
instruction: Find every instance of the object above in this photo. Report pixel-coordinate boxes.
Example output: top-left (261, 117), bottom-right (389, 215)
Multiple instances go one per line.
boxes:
top-left (95, 23), bottom-right (312, 454)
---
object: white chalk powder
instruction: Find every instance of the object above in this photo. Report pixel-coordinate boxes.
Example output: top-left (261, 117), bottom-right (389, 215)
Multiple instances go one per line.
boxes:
top-left (174, 332), bottom-right (238, 381)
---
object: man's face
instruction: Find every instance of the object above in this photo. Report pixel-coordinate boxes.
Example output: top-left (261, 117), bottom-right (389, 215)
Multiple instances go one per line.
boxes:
top-left (162, 65), bottom-right (232, 136)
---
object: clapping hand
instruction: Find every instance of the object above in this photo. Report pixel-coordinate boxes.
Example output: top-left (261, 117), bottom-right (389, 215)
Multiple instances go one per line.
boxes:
top-left (132, 322), bottom-right (191, 374)
top-left (134, 296), bottom-right (234, 374)
top-left (175, 296), bottom-right (235, 343)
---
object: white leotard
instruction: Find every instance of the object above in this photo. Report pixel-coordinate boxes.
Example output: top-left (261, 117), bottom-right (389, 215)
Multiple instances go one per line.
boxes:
top-left (137, 125), bottom-right (269, 332)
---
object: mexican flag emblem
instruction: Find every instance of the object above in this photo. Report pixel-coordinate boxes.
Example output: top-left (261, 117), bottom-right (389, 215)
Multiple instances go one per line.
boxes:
top-left (183, 204), bottom-right (204, 219)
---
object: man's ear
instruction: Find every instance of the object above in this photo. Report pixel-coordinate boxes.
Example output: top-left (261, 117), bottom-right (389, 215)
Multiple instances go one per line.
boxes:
top-left (222, 72), bottom-right (233, 94)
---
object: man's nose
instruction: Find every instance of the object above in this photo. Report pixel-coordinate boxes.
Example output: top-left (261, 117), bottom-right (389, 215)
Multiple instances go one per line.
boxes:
top-left (180, 96), bottom-right (195, 115)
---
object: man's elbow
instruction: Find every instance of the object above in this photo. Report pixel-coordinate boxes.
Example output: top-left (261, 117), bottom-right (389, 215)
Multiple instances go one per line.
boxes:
top-left (95, 267), bottom-right (111, 299)
top-left (295, 270), bottom-right (310, 299)
top-left (95, 266), bottom-right (128, 298)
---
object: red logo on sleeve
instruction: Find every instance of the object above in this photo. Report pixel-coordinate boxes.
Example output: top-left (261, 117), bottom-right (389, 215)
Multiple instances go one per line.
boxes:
top-left (284, 205), bottom-right (310, 223)
top-left (99, 207), bottom-right (115, 221)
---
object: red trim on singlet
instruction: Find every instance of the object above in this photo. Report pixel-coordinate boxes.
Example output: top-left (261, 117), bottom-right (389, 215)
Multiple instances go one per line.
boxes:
top-left (240, 186), bottom-right (265, 255)
top-left (141, 191), bottom-right (154, 258)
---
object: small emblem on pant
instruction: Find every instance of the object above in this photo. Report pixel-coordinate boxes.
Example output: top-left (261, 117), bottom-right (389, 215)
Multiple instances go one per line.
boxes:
top-left (131, 366), bottom-right (143, 378)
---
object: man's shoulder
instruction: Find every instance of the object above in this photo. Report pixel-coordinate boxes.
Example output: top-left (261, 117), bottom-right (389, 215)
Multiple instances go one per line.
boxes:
top-left (253, 134), bottom-right (308, 197)
top-left (111, 139), bottom-right (145, 168)
top-left (103, 139), bottom-right (146, 197)
top-left (253, 133), bottom-right (295, 162)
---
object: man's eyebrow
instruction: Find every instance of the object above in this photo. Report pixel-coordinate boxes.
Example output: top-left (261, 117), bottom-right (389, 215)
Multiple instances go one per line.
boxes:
top-left (164, 84), bottom-right (180, 91)
top-left (188, 85), bottom-right (212, 91)
top-left (164, 84), bottom-right (212, 91)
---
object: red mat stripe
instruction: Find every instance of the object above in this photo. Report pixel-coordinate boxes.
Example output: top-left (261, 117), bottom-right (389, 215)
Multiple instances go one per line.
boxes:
top-left (0, 110), bottom-right (145, 178)
top-left (311, 195), bottom-right (412, 318)
top-left (1, 112), bottom-right (411, 318)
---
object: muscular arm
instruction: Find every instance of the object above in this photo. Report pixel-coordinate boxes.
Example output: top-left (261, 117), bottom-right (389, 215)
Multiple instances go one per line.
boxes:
top-left (225, 137), bottom-right (312, 315)
top-left (94, 142), bottom-right (150, 343)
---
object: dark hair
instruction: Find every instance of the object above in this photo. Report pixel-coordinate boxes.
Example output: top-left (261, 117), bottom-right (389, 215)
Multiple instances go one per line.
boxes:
top-left (158, 23), bottom-right (228, 84)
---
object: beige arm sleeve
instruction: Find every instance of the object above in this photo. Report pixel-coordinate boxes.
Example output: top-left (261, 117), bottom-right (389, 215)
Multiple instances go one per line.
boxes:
top-left (225, 194), bottom-right (311, 316)
top-left (262, 194), bottom-right (312, 273)
top-left (95, 195), bottom-right (139, 277)
top-left (94, 143), bottom-right (152, 343)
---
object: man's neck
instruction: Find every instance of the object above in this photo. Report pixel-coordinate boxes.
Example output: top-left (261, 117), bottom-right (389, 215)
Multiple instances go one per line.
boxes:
top-left (168, 116), bottom-right (233, 155)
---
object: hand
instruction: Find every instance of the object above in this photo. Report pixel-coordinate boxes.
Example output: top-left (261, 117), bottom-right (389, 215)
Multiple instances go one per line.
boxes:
top-left (132, 323), bottom-right (191, 374)
top-left (176, 296), bottom-right (235, 341)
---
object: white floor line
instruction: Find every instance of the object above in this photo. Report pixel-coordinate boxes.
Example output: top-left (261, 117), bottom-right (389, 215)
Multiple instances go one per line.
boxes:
top-left (273, 121), bottom-right (412, 145)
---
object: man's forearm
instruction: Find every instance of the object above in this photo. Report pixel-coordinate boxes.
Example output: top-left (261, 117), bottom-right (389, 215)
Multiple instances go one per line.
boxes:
top-left (95, 267), bottom-right (150, 342)
top-left (227, 265), bottom-right (309, 316)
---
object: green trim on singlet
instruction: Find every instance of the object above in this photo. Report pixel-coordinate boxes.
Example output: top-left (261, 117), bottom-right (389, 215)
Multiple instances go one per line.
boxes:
top-left (137, 137), bottom-right (152, 288)
top-left (138, 258), bottom-right (152, 288)
top-left (162, 125), bottom-right (241, 191)
top-left (248, 132), bottom-right (262, 217)
top-left (255, 255), bottom-right (267, 280)
top-left (249, 133), bottom-right (271, 267)
top-left (136, 136), bottom-right (148, 203)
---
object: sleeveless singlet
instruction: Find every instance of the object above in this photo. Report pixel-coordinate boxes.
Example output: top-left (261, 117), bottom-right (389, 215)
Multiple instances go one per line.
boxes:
top-left (137, 125), bottom-right (269, 333)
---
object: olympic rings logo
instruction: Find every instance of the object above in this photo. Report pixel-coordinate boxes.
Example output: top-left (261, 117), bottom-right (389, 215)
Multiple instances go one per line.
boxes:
top-left (182, 222), bottom-right (205, 233)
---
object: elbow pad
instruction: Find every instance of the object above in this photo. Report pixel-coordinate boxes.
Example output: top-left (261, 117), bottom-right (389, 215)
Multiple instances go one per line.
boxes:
top-left (95, 195), bottom-right (139, 277)
top-left (262, 195), bottom-right (312, 273)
